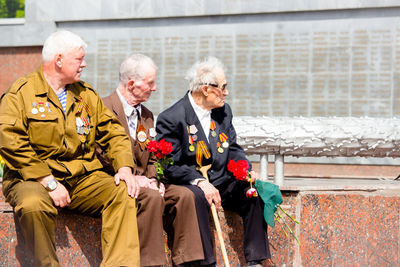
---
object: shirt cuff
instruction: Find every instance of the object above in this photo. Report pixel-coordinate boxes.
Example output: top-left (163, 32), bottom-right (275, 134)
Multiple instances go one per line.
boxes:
top-left (191, 178), bottom-right (206, 185)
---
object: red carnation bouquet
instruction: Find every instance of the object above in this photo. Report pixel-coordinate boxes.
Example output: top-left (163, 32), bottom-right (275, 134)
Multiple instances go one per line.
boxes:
top-left (227, 159), bottom-right (257, 198)
top-left (147, 139), bottom-right (174, 187)
top-left (227, 159), bottom-right (300, 244)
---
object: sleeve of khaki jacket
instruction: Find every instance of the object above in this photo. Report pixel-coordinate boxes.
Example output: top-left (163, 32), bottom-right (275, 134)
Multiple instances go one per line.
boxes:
top-left (94, 96), bottom-right (135, 172)
top-left (0, 92), bottom-right (52, 180)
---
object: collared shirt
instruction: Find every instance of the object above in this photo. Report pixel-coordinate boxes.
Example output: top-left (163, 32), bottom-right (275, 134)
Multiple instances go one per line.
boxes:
top-left (188, 92), bottom-right (211, 142)
top-left (117, 89), bottom-right (141, 139)
top-left (188, 92), bottom-right (211, 185)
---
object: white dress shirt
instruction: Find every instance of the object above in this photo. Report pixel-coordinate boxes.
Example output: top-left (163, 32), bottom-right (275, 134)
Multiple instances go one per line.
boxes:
top-left (188, 92), bottom-right (211, 142)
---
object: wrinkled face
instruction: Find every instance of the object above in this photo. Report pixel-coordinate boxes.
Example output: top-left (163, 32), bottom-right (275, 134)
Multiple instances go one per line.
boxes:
top-left (58, 47), bottom-right (86, 84)
top-left (129, 65), bottom-right (157, 103)
top-left (204, 68), bottom-right (229, 109)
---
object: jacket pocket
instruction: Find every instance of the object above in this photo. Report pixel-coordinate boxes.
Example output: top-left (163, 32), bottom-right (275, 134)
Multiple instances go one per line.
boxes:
top-left (26, 113), bottom-right (62, 149)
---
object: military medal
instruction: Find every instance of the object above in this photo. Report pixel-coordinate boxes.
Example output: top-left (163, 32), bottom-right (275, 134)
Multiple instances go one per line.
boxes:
top-left (31, 103), bottom-right (38, 114)
top-left (219, 133), bottom-right (229, 148)
top-left (136, 125), bottom-right (150, 150)
top-left (137, 131), bottom-right (147, 142)
top-left (196, 141), bottom-right (211, 167)
top-left (74, 97), bottom-right (92, 153)
top-left (217, 142), bottom-right (224, 153)
top-left (76, 117), bottom-right (83, 134)
top-left (82, 117), bottom-right (90, 135)
top-left (136, 125), bottom-right (147, 143)
top-left (189, 125), bottom-right (198, 135)
top-left (46, 102), bottom-right (52, 112)
top-left (149, 128), bottom-right (157, 138)
top-left (38, 102), bottom-right (45, 113)
top-left (189, 135), bottom-right (195, 152)
top-left (210, 121), bottom-right (217, 137)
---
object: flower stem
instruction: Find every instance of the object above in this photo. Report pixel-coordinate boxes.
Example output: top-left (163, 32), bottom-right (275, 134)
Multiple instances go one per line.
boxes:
top-left (281, 214), bottom-right (301, 245)
top-left (278, 205), bottom-right (300, 224)
top-left (275, 210), bottom-right (300, 245)
top-left (275, 213), bottom-right (289, 238)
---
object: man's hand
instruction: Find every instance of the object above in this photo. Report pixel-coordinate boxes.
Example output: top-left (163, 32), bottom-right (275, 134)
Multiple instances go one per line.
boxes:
top-left (136, 176), bottom-right (164, 196)
top-left (115, 166), bottom-right (140, 198)
top-left (135, 175), bottom-right (152, 188)
top-left (197, 180), bottom-right (221, 208)
top-left (149, 179), bottom-right (165, 197)
top-left (38, 175), bottom-right (70, 207)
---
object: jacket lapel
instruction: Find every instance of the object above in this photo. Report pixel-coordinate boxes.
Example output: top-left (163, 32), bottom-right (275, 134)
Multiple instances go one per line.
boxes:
top-left (110, 92), bottom-right (130, 133)
top-left (108, 92), bottom-right (139, 164)
top-left (208, 113), bottom-right (219, 158)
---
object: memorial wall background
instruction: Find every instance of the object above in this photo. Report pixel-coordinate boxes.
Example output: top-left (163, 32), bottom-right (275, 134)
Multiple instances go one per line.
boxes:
top-left (69, 16), bottom-right (400, 117)
top-left (2, 0), bottom-right (400, 118)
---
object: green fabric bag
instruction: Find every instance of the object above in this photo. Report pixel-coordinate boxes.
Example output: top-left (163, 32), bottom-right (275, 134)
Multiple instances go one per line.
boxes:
top-left (255, 180), bottom-right (283, 227)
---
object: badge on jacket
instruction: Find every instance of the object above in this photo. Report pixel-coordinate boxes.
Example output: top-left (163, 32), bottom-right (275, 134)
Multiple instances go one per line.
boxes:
top-left (149, 128), bottom-right (157, 138)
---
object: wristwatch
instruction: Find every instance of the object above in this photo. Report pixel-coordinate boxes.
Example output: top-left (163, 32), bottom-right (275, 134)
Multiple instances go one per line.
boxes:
top-left (45, 178), bottom-right (58, 192)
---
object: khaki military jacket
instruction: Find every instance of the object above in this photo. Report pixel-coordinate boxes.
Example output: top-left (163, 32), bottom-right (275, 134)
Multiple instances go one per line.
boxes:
top-left (0, 67), bottom-right (134, 192)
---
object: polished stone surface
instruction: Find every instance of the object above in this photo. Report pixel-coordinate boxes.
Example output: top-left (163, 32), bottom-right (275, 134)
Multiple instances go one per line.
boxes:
top-left (300, 193), bottom-right (400, 266)
top-left (0, 179), bottom-right (399, 266)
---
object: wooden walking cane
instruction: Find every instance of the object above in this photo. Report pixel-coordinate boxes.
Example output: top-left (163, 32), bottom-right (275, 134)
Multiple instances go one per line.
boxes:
top-left (197, 164), bottom-right (230, 267)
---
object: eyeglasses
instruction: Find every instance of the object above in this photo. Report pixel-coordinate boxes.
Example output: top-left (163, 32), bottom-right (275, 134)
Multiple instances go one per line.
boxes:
top-left (199, 83), bottom-right (228, 91)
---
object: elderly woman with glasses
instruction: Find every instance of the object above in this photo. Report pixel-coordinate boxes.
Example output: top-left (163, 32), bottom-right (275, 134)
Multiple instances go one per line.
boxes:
top-left (156, 56), bottom-right (273, 267)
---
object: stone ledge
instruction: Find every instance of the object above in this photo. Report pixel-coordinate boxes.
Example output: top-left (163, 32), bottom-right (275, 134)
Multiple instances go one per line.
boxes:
top-left (1, 181), bottom-right (399, 266)
top-left (279, 178), bottom-right (400, 192)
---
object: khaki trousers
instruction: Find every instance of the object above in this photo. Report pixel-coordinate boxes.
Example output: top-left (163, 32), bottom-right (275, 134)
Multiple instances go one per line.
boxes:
top-left (5, 171), bottom-right (140, 267)
top-left (137, 184), bottom-right (204, 266)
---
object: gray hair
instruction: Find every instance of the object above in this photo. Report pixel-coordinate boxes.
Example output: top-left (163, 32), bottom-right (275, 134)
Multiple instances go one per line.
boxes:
top-left (42, 30), bottom-right (87, 62)
top-left (119, 54), bottom-right (157, 85)
top-left (185, 56), bottom-right (226, 92)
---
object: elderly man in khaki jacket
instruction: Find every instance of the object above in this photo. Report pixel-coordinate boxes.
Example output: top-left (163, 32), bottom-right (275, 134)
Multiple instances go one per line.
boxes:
top-left (0, 30), bottom-right (140, 267)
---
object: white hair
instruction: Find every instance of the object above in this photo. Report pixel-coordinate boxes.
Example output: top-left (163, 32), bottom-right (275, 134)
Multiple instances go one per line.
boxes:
top-left (185, 56), bottom-right (226, 92)
top-left (119, 54), bottom-right (157, 85)
top-left (42, 30), bottom-right (87, 62)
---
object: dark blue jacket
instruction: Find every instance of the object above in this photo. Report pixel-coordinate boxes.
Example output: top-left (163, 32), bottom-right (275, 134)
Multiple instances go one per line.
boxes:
top-left (156, 92), bottom-right (251, 186)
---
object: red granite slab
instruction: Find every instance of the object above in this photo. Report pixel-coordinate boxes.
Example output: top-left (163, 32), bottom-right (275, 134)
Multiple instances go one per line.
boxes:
top-left (1, 188), bottom-right (399, 266)
top-left (300, 192), bottom-right (400, 266)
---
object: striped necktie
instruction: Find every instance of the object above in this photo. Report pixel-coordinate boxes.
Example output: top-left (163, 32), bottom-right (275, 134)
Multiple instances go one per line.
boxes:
top-left (128, 106), bottom-right (140, 139)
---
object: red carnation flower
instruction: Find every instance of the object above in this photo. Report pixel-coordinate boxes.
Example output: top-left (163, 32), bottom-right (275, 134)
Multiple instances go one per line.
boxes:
top-left (147, 140), bottom-right (159, 153)
top-left (146, 139), bottom-right (174, 188)
top-left (227, 159), bottom-right (249, 181)
top-left (227, 159), bottom-right (257, 198)
top-left (159, 138), bottom-right (173, 156)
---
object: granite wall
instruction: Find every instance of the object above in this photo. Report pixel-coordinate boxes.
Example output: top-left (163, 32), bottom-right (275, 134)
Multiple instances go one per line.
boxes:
top-left (1, 187), bottom-right (398, 266)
